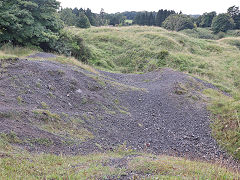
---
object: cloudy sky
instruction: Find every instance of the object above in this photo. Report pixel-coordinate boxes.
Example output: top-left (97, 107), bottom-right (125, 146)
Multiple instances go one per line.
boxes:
top-left (59, 0), bottom-right (239, 14)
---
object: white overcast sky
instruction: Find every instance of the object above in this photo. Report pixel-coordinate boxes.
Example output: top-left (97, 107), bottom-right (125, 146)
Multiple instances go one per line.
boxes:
top-left (59, 0), bottom-right (239, 14)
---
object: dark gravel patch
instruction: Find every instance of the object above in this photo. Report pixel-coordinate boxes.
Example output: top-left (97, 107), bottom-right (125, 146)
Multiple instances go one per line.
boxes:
top-left (97, 69), bottom-right (228, 161)
top-left (0, 55), bottom-right (233, 163)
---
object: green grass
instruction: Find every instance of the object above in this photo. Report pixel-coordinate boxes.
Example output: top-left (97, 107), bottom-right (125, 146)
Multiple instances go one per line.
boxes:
top-left (0, 144), bottom-right (239, 179)
top-left (125, 19), bottom-right (133, 24)
top-left (66, 26), bottom-right (240, 93)
top-left (181, 27), bottom-right (219, 39)
top-left (0, 44), bottom-right (36, 59)
top-left (0, 44), bottom-right (99, 75)
top-left (203, 89), bottom-right (240, 160)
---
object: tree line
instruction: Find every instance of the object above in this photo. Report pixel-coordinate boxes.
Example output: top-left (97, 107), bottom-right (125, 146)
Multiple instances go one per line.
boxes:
top-left (58, 6), bottom-right (240, 33)
top-left (59, 8), bottom-right (126, 27)
top-left (194, 6), bottom-right (240, 33)
top-left (58, 8), bottom-right (176, 28)
top-left (133, 10), bottom-right (176, 26)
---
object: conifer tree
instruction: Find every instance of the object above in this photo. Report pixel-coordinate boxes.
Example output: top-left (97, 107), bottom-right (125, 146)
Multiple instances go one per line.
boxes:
top-left (148, 12), bottom-right (155, 26)
top-left (76, 12), bottom-right (91, 28)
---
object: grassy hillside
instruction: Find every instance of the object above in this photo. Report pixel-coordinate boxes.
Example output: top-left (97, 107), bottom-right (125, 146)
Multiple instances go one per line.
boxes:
top-left (67, 26), bottom-right (240, 93)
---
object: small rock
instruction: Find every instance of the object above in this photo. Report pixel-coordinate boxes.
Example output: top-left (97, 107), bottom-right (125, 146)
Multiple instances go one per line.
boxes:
top-left (76, 89), bottom-right (82, 94)
top-left (47, 85), bottom-right (52, 90)
top-left (138, 123), bottom-right (143, 127)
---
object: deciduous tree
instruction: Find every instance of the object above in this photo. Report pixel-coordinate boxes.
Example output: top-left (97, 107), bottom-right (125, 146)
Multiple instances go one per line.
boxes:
top-left (0, 0), bottom-right (63, 48)
top-left (211, 13), bottom-right (235, 33)
top-left (162, 14), bottom-right (194, 31)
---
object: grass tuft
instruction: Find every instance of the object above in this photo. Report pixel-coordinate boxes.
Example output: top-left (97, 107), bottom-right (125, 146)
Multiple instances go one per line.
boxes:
top-left (203, 89), bottom-right (240, 160)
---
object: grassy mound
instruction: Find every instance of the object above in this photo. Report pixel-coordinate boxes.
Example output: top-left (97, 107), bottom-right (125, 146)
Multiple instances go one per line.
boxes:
top-left (68, 26), bottom-right (240, 92)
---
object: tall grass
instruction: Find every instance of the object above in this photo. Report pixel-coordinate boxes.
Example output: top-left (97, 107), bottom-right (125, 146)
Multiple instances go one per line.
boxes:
top-left (66, 26), bottom-right (240, 93)
top-left (0, 44), bottom-right (36, 59)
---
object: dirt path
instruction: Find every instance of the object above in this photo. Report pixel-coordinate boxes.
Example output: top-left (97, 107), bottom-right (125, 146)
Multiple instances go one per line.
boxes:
top-left (0, 53), bottom-right (229, 161)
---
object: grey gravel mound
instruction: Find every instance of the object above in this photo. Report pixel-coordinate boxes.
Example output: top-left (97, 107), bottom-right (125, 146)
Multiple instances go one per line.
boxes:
top-left (99, 69), bottom-right (227, 160)
top-left (0, 56), bottom-right (229, 161)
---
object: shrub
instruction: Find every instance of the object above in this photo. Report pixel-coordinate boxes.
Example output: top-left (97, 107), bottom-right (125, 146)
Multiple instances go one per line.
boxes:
top-left (157, 50), bottom-right (169, 67)
top-left (217, 32), bottom-right (225, 39)
top-left (181, 28), bottom-right (217, 39)
top-left (157, 50), bottom-right (169, 59)
top-left (162, 14), bottom-right (194, 31)
top-left (211, 14), bottom-right (235, 33)
top-left (49, 30), bottom-right (92, 62)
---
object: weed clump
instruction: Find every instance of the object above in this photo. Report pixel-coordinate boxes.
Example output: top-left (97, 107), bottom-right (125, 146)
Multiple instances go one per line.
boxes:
top-left (33, 109), bottom-right (60, 123)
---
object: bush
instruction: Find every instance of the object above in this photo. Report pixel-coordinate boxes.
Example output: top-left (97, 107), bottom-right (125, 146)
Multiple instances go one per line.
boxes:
top-left (217, 32), bottom-right (225, 39)
top-left (181, 28), bottom-right (217, 39)
top-left (157, 50), bottom-right (169, 67)
top-left (49, 30), bottom-right (91, 62)
top-left (211, 14), bottom-right (235, 33)
top-left (162, 14), bottom-right (194, 31)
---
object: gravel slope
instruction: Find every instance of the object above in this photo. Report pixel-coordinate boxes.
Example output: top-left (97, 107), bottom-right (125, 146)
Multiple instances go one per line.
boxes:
top-left (0, 54), bottom-right (229, 161)
top-left (99, 69), bottom-right (226, 160)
